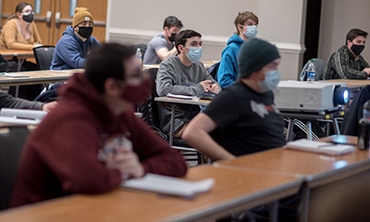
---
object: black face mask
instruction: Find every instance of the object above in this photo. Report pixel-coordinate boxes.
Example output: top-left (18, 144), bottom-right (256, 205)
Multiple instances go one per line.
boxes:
top-left (350, 43), bottom-right (365, 56)
top-left (168, 33), bottom-right (176, 42)
top-left (77, 26), bottom-right (93, 38)
top-left (22, 13), bottom-right (34, 23)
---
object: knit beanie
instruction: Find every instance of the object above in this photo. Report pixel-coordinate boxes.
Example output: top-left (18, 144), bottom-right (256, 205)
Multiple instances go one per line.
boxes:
top-left (238, 38), bottom-right (280, 78)
top-left (72, 7), bottom-right (94, 27)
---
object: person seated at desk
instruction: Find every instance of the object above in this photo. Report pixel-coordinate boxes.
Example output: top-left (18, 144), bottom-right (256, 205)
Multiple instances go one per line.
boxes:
top-left (156, 29), bottom-right (220, 138)
top-left (50, 7), bottom-right (100, 70)
top-left (182, 38), bottom-right (285, 161)
top-left (10, 43), bottom-right (188, 208)
top-left (143, 16), bottom-right (183, 65)
top-left (0, 2), bottom-right (43, 100)
top-left (0, 2), bottom-right (41, 51)
top-left (324, 28), bottom-right (370, 80)
top-left (217, 11), bottom-right (259, 89)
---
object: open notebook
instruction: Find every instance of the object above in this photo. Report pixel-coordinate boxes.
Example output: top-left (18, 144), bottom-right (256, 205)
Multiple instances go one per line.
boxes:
top-left (284, 139), bottom-right (355, 156)
top-left (121, 173), bottom-right (214, 198)
top-left (0, 108), bottom-right (47, 125)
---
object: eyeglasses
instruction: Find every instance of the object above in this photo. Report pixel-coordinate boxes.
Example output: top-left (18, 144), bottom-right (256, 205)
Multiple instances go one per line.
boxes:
top-left (22, 10), bottom-right (34, 15)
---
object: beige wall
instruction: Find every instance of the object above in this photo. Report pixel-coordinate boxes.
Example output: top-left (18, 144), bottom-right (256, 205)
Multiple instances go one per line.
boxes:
top-left (106, 0), bottom-right (307, 80)
top-left (319, 0), bottom-right (370, 63)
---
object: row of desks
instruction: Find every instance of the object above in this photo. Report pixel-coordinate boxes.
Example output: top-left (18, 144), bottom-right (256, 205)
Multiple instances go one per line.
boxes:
top-left (0, 136), bottom-right (368, 222)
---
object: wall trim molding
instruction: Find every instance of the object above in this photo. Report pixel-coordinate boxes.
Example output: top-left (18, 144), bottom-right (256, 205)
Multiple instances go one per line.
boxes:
top-left (107, 28), bottom-right (306, 54)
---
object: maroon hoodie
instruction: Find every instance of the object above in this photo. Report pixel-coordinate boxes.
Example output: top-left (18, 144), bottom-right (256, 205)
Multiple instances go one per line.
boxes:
top-left (10, 73), bottom-right (188, 207)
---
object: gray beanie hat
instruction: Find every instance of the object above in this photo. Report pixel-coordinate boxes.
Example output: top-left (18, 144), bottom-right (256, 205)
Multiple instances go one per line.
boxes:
top-left (238, 38), bottom-right (280, 78)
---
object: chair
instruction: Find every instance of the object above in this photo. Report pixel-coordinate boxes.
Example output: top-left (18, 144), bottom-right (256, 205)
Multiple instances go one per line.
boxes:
top-left (299, 58), bottom-right (326, 81)
top-left (340, 85), bottom-right (370, 136)
top-left (138, 68), bottom-right (204, 165)
top-left (32, 45), bottom-right (55, 70)
top-left (134, 44), bottom-right (147, 61)
top-left (0, 125), bottom-right (29, 210)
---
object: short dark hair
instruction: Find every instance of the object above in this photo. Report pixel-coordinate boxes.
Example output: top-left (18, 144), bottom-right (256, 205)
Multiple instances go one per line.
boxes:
top-left (346, 28), bottom-right (368, 45)
top-left (174, 29), bottom-right (202, 54)
top-left (163, 16), bottom-right (183, 29)
top-left (85, 43), bottom-right (136, 93)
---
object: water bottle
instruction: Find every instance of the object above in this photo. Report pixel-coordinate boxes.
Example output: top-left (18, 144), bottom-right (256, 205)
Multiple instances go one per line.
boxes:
top-left (136, 48), bottom-right (142, 64)
top-left (306, 59), bottom-right (316, 82)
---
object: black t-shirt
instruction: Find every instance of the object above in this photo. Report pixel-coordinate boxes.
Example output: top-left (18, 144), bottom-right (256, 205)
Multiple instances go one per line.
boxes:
top-left (204, 81), bottom-right (286, 156)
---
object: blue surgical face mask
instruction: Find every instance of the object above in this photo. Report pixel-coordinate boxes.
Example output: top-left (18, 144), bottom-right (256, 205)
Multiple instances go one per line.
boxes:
top-left (244, 25), bottom-right (258, 39)
top-left (258, 70), bottom-right (281, 93)
top-left (186, 47), bottom-right (202, 63)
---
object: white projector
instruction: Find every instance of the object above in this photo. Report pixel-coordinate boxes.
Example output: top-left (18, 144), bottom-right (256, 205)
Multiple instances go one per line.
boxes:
top-left (274, 80), bottom-right (348, 112)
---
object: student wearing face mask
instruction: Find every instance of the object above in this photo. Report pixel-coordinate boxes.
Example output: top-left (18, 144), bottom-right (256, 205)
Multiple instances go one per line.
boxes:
top-left (10, 43), bottom-right (187, 208)
top-left (217, 11), bottom-right (259, 89)
top-left (156, 29), bottom-right (220, 138)
top-left (50, 7), bottom-right (100, 70)
top-left (182, 38), bottom-right (285, 161)
top-left (143, 16), bottom-right (183, 65)
top-left (325, 28), bottom-right (370, 80)
top-left (0, 2), bottom-right (41, 50)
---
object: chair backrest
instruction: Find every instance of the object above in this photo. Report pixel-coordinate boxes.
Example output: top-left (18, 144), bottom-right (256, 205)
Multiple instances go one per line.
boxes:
top-left (0, 125), bottom-right (29, 210)
top-left (299, 58), bottom-right (326, 81)
top-left (134, 44), bottom-right (148, 61)
top-left (207, 61), bottom-right (220, 81)
top-left (32, 45), bottom-right (55, 70)
top-left (340, 85), bottom-right (370, 136)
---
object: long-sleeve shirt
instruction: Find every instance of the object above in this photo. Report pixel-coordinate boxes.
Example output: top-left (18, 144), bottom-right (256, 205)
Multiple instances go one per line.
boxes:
top-left (0, 91), bottom-right (43, 110)
top-left (156, 56), bottom-right (217, 134)
top-left (0, 19), bottom-right (41, 50)
top-left (325, 45), bottom-right (370, 79)
top-left (50, 26), bottom-right (100, 70)
top-left (10, 73), bottom-right (187, 207)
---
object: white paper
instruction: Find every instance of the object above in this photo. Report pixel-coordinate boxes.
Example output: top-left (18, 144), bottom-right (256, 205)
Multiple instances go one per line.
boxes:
top-left (284, 139), bottom-right (355, 155)
top-left (0, 108), bottom-right (47, 125)
top-left (121, 173), bottom-right (214, 197)
top-left (2, 73), bottom-right (30, 78)
top-left (167, 93), bottom-right (198, 100)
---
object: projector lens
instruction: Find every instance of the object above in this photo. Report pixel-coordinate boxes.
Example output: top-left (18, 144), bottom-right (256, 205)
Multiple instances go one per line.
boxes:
top-left (334, 86), bottom-right (349, 105)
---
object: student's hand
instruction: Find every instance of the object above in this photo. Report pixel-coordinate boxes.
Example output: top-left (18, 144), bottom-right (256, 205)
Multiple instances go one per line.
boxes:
top-left (209, 82), bottom-right (220, 94)
top-left (199, 80), bottom-right (214, 92)
top-left (106, 148), bottom-right (144, 180)
top-left (42, 101), bottom-right (58, 112)
top-left (364, 67), bottom-right (370, 75)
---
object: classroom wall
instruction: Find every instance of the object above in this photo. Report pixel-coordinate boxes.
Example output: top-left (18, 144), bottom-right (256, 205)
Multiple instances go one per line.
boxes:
top-left (319, 0), bottom-right (370, 63)
top-left (106, 0), bottom-right (307, 81)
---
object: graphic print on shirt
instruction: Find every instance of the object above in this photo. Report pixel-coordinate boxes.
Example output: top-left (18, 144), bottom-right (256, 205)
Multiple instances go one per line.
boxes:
top-left (250, 100), bottom-right (279, 118)
top-left (98, 134), bottom-right (132, 162)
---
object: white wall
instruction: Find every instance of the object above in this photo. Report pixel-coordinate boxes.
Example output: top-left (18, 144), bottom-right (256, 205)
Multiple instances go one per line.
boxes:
top-left (319, 0), bottom-right (370, 63)
top-left (106, 0), bottom-right (307, 80)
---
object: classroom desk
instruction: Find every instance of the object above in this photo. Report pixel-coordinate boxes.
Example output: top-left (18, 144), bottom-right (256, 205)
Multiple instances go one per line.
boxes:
top-left (214, 136), bottom-right (366, 221)
top-left (320, 79), bottom-right (370, 89)
top-left (0, 165), bottom-right (302, 222)
top-left (0, 69), bottom-right (82, 97)
top-left (0, 49), bottom-right (34, 72)
top-left (154, 96), bottom-right (210, 145)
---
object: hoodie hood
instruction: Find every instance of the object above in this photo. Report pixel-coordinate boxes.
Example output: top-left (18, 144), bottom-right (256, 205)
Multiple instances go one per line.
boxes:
top-left (226, 33), bottom-right (244, 46)
top-left (58, 73), bottom-right (118, 126)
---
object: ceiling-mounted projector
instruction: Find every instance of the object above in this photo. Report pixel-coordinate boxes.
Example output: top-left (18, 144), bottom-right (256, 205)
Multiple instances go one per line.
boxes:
top-left (274, 81), bottom-right (349, 112)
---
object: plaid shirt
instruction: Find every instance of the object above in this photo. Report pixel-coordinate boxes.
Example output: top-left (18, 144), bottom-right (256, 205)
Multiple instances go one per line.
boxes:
top-left (324, 45), bottom-right (369, 79)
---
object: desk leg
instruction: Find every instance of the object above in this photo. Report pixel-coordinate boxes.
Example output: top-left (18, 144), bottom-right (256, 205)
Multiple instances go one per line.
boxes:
top-left (17, 58), bottom-right (25, 72)
top-left (286, 119), bottom-right (294, 141)
top-left (269, 200), bottom-right (278, 222)
top-left (300, 183), bottom-right (310, 222)
top-left (169, 104), bottom-right (175, 146)
top-left (333, 118), bottom-right (340, 135)
top-left (306, 121), bottom-right (312, 140)
top-left (15, 86), bottom-right (19, 98)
